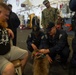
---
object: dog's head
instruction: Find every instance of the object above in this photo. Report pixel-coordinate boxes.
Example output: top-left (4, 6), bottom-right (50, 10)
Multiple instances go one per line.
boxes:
top-left (32, 50), bottom-right (46, 59)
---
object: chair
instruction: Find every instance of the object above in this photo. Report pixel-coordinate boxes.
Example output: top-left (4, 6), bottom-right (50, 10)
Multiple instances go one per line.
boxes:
top-left (10, 39), bottom-right (22, 75)
top-left (11, 60), bottom-right (22, 75)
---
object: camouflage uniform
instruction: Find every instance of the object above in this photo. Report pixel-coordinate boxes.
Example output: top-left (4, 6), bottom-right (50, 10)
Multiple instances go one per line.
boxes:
top-left (41, 7), bottom-right (59, 31)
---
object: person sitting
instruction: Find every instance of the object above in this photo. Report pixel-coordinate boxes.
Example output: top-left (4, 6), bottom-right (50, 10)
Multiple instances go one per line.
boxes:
top-left (0, 3), bottom-right (28, 75)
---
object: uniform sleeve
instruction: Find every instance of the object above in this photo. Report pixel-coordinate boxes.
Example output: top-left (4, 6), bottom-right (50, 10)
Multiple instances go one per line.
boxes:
top-left (69, 0), bottom-right (76, 11)
top-left (49, 32), bottom-right (68, 53)
top-left (41, 11), bottom-right (45, 28)
top-left (26, 33), bottom-right (33, 46)
top-left (39, 34), bottom-right (49, 49)
top-left (54, 8), bottom-right (59, 23)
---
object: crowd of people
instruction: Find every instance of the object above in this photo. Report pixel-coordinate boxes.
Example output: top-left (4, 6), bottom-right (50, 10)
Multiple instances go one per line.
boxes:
top-left (0, 0), bottom-right (76, 75)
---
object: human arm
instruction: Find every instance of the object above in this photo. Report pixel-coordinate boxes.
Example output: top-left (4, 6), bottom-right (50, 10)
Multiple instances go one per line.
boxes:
top-left (26, 33), bottom-right (38, 51)
top-left (6, 28), bottom-right (14, 39)
top-left (31, 43), bottom-right (38, 51)
top-left (54, 8), bottom-right (59, 21)
top-left (46, 54), bottom-right (53, 63)
top-left (39, 49), bottom-right (50, 54)
top-left (41, 11), bottom-right (45, 28)
top-left (39, 48), bottom-right (53, 63)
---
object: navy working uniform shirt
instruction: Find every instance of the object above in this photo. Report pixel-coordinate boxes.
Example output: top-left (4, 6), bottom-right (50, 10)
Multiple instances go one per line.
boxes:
top-left (26, 31), bottom-right (45, 52)
top-left (0, 26), bottom-right (10, 55)
top-left (40, 29), bottom-right (70, 55)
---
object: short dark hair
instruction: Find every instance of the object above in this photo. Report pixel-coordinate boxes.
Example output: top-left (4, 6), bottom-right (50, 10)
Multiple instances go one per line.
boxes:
top-left (0, 3), bottom-right (10, 11)
top-left (46, 22), bottom-right (55, 32)
top-left (8, 4), bottom-right (12, 8)
top-left (43, 0), bottom-right (49, 5)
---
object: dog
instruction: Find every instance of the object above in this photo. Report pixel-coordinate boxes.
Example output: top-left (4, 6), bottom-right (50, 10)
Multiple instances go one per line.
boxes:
top-left (32, 50), bottom-right (49, 75)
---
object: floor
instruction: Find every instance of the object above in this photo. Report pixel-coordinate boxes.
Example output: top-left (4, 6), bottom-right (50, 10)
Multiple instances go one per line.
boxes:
top-left (16, 28), bottom-right (75, 75)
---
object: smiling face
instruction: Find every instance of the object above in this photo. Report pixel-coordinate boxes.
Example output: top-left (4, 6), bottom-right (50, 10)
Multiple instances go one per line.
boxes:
top-left (0, 4), bottom-right (10, 28)
top-left (0, 8), bottom-right (9, 21)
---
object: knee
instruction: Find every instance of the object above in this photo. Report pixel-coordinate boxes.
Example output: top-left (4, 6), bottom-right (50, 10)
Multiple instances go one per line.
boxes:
top-left (24, 51), bottom-right (29, 59)
top-left (2, 63), bottom-right (15, 75)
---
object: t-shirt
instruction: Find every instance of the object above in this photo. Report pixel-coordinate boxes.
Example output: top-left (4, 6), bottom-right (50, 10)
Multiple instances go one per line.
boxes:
top-left (0, 26), bottom-right (10, 55)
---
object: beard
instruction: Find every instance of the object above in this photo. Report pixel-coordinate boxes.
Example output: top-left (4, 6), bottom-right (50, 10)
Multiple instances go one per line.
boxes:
top-left (0, 20), bottom-right (8, 28)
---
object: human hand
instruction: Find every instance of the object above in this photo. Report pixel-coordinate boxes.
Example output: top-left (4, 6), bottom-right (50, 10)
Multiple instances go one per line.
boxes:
top-left (31, 44), bottom-right (38, 50)
top-left (39, 49), bottom-right (49, 54)
top-left (7, 28), bottom-right (14, 39)
top-left (46, 54), bottom-right (52, 63)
